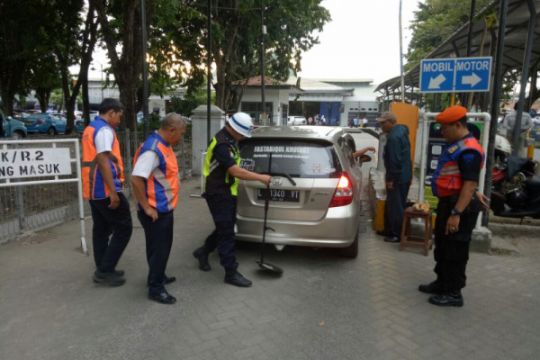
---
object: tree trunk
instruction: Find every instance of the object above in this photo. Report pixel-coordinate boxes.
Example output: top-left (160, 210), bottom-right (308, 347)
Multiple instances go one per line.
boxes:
top-left (36, 88), bottom-right (51, 113)
top-left (82, 77), bottom-right (91, 125)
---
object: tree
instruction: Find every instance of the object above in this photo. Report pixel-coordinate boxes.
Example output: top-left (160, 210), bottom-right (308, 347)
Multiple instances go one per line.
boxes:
top-left (406, 0), bottom-right (492, 68)
top-left (51, 0), bottom-right (98, 133)
top-left (202, 0), bottom-right (331, 111)
top-left (26, 55), bottom-right (62, 113)
top-left (0, 0), bottom-right (51, 115)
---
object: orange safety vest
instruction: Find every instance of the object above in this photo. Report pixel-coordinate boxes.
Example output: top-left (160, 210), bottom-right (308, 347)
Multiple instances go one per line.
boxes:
top-left (133, 131), bottom-right (179, 212)
top-left (432, 134), bottom-right (485, 198)
top-left (81, 117), bottom-right (124, 200)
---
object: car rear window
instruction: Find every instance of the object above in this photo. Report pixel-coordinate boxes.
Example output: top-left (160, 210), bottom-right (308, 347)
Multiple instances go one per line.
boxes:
top-left (240, 139), bottom-right (341, 178)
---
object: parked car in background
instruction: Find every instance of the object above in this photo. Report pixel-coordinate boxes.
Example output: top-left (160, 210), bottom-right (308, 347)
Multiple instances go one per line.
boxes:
top-left (22, 113), bottom-right (66, 135)
top-left (1, 111), bottom-right (27, 139)
top-left (287, 116), bottom-right (307, 126)
top-left (236, 126), bottom-right (369, 258)
top-left (74, 119), bottom-right (86, 134)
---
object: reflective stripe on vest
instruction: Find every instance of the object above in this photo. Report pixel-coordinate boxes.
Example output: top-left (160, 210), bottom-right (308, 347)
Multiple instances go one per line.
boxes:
top-left (81, 117), bottom-right (124, 200)
top-left (203, 135), bottom-right (241, 196)
top-left (133, 132), bottom-right (180, 212)
top-left (432, 135), bottom-right (485, 198)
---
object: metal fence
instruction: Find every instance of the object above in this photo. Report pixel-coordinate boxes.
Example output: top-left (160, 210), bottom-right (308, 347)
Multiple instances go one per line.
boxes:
top-left (0, 127), bottom-right (192, 244)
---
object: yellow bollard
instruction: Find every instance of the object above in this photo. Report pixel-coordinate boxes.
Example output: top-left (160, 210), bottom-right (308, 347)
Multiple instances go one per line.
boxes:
top-left (527, 144), bottom-right (535, 159)
top-left (373, 199), bottom-right (385, 232)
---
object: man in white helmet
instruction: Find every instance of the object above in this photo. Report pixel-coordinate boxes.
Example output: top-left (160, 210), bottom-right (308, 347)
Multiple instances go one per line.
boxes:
top-left (193, 112), bottom-right (271, 287)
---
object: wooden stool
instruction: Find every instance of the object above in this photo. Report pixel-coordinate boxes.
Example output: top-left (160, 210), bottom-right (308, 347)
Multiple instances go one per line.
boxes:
top-left (400, 207), bottom-right (433, 256)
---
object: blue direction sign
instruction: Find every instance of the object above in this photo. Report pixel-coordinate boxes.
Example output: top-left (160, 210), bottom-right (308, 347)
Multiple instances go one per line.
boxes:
top-left (454, 57), bottom-right (491, 92)
top-left (419, 59), bottom-right (455, 93)
top-left (419, 56), bottom-right (492, 93)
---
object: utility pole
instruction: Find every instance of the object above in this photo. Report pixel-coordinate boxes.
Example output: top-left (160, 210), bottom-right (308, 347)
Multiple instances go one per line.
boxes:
top-left (141, 0), bottom-right (149, 137)
top-left (260, 0), bottom-right (267, 125)
top-left (399, 0), bottom-right (405, 102)
top-left (207, 0), bottom-right (212, 144)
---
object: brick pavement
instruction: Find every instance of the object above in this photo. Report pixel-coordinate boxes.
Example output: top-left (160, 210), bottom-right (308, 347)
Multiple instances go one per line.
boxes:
top-left (0, 178), bottom-right (539, 360)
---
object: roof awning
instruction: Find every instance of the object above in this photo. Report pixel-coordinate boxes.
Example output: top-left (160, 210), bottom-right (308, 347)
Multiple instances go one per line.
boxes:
top-left (376, 0), bottom-right (540, 93)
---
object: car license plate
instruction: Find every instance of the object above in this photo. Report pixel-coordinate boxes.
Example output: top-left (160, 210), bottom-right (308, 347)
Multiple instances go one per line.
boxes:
top-left (257, 189), bottom-right (300, 202)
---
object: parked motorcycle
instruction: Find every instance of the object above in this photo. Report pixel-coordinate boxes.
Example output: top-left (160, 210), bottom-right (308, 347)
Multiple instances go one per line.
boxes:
top-left (491, 154), bottom-right (540, 218)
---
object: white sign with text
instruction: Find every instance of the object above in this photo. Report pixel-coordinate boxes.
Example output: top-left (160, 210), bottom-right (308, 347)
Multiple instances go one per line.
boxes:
top-left (0, 148), bottom-right (72, 179)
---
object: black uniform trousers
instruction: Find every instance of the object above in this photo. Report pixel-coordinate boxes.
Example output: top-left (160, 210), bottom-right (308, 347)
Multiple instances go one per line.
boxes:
top-left (201, 193), bottom-right (238, 272)
top-left (137, 210), bottom-right (174, 295)
top-left (89, 192), bottom-right (132, 273)
top-left (434, 196), bottom-right (479, 293)
top-left (384, 181), bottom-right (411, 238)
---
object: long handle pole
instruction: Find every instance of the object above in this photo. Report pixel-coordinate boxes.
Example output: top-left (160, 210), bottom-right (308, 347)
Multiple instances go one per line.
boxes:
top-left (260, 153), bottom-right (272, 263)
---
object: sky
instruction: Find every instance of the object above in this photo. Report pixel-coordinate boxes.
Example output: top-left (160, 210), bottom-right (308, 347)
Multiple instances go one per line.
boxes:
top-left (298, 0), bottom-right (422, 85)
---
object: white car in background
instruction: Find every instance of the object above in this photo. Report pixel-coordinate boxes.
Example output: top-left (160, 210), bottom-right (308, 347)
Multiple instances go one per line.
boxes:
top-left (287, 116), bottom-right (307, 125)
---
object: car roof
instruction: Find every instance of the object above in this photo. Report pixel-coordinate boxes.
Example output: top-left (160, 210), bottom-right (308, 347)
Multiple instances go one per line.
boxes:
top-left (251, 126), bottom-right (345, 143)
top-left (342, 127), bottom-right (380, 139)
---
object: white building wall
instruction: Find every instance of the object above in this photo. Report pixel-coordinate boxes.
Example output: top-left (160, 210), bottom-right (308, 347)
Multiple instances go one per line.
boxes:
top-left (239, 88), bottom-right (289, 125)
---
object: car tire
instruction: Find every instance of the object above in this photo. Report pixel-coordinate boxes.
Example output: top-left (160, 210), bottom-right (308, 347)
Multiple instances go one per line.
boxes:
top-left (47, 127), bottom-right (56, 136)
top-left (340, 227), bottom-right (359, 258)
top-left (12, 131), bottom-right (24, 140)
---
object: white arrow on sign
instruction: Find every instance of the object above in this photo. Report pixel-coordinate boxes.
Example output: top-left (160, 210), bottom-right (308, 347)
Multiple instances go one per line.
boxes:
top-left (461, 72), bottom-right (481, 87)
top-left (428, 74), bottom-right (446, 89)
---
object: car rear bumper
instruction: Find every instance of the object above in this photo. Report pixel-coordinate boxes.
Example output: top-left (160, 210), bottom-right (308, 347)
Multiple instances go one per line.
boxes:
top-left (236, 204), bottom-right (360, 248)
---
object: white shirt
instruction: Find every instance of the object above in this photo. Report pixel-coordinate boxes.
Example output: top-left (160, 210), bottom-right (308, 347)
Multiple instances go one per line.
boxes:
top-left (94, 127), bottom-right (114, 154)
top-left (132, 151), bottom-right (160, 179)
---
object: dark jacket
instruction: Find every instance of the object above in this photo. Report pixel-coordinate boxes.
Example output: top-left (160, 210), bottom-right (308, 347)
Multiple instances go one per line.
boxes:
top-left (384, 124), bottom-right (412, 184)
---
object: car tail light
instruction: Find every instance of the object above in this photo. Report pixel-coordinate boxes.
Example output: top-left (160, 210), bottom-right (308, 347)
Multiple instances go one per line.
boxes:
top-left (329, 172), bottom-right (354, 207)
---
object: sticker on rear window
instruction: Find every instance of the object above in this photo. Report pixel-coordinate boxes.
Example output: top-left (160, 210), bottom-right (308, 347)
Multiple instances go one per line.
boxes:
top-left (240, 158), bottom-right (255, 171)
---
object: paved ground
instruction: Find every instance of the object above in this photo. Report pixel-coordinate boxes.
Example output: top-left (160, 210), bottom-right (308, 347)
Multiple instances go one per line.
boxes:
top-left (1, 178), bottom-right (539, 360)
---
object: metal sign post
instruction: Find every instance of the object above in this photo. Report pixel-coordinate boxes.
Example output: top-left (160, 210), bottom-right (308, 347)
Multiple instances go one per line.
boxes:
top-left (0, 139), bottom-right (87, 254)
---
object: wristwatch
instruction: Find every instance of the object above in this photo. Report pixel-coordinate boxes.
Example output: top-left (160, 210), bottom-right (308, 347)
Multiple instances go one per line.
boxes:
top-left (451, 208), bottom-right (463, 216)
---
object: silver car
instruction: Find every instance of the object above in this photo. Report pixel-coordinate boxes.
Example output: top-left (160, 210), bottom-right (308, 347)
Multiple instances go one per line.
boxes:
top-left (236, 126), bottom-right (368, 258)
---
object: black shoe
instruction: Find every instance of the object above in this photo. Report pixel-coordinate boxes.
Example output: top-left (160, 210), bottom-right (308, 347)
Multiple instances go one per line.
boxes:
top-left (146, 275), bottom-right (176, 287)
top-left (193, 247), bottom-right (211, 271)
top-left (148, 290), bottom-right (177, 305)
top-left (418, 281), bottom-right (443, 295)
top-left (384, 236), bottom-right (400, 243)
top-left (376, 231), bottom-right (391, 237)
top-left (93, 270), bottom-right (125, 287)
top-left (428, 292), bottom-right (463, 307)
top-left (113, 269), bottom-right (125, 277)
top-left (224, 270), bottom-right (252, 287)
top-left (164, 275), bottom-right (176, 284)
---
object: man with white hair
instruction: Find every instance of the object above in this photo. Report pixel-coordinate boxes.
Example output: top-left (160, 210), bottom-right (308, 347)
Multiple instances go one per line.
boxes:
top-left (131, 113), bottom-right (187, 304)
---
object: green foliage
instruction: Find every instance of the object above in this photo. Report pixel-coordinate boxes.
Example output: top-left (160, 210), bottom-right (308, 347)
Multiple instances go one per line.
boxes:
top-left (406, 0), bottom-right (492, 69)
top-left (167, 83), bottom-right (214, 117)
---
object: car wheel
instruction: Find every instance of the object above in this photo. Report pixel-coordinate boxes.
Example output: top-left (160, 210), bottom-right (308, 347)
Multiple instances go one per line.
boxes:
top-left (12, 131), bottom-right (24, 140)
top-left (47, 127), bottom-right (56, 136)
top-left (340, 227), bottom-right (359, 258)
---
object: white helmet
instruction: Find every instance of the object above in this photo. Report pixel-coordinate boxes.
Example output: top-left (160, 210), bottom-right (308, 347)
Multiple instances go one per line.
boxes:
top-left (227, 112), bottom-right (254, 138)
top-left (495, 134), bottom-right (512, 155)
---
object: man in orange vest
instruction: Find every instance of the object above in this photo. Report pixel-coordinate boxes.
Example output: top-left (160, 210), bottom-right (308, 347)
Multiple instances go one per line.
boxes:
top-left (82, 98), bottom-right (132, 286)
top-left (131, 113), bottom-right (187, 304)
top-left (419, 105), bottom-right (485, 307)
